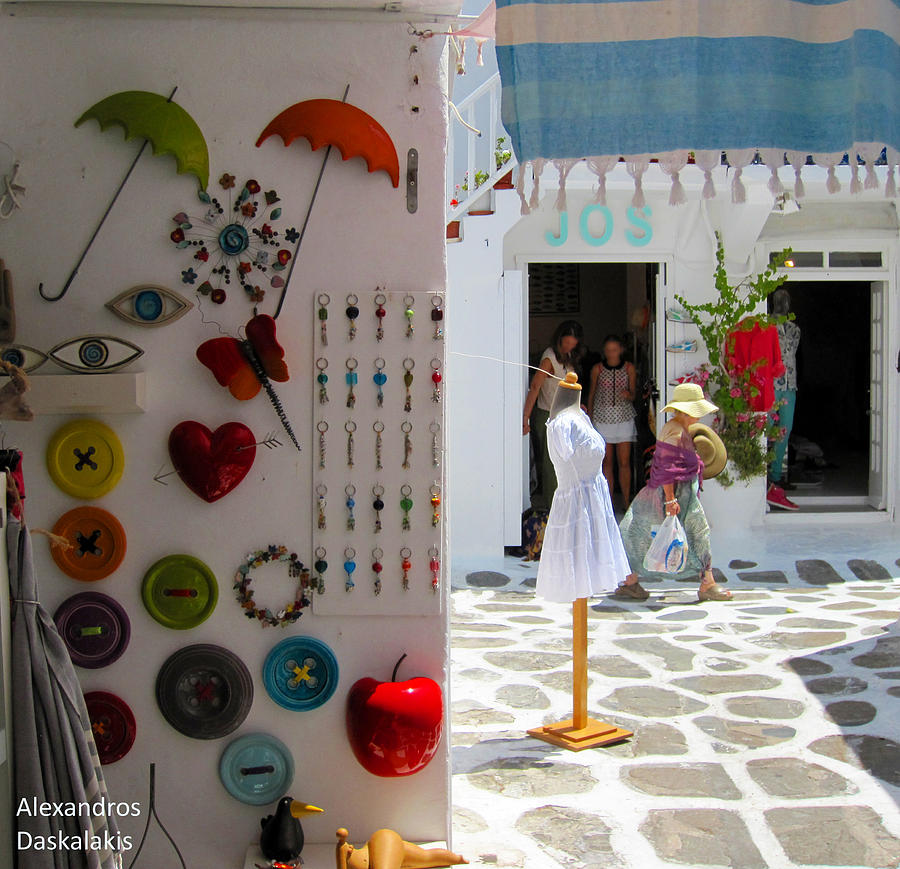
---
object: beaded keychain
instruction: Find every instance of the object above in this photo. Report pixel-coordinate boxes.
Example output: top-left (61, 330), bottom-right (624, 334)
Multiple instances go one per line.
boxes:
top-left (345, 357), bottom-right (358, 408)
top-left (314, 546), bottom-right (328, 594)
top-left (430, 420), bottom-right (441, 468)
top-left (400, 547), bottom-right (412, 591)
top-left (317, 294), bottom-right (330, 346)
top-left (316, 484), bottom-right (327, 530)
top-left (431, 294), bottom-right (444, 339)
top-left (343, 547), bottom-right (356, 592)
top-left (345, 484), bottom-right (356, 531)
top-left (317, 421), bottom-right (328, 469)
top-left (374, 291), bottom-right (387, 342)
top-left (430, 483), bottom-right (441, 527)
top-left (372, 484), bottom-right (385, 532)
top-left (403, 358), bottom-right (415, 412)
top-left (429, 546), bottom-right (440, 593)
top-left (403, 294), bottom-right (415, 337)
top-left (373, 358), bottom-right (387, 407)
top-left (373, 420), bottom-right (384, 470)
top-left (401, 421), bottom-right (413, 469)
top-left (400, 484), bottom-right (413, 531)
top-left (372, 547), bottom-right (384, 595)
top-left (316, 358), bottom-right (329, 404)
top-left (346, 293), bottom-right (359, 340)
top-left (345, 420), bottom-right (356, 468)
top-left (431, 358), bottom-right (443, 403)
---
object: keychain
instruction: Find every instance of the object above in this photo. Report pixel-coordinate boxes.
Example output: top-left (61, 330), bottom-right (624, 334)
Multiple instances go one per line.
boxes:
top-left (401, 421), bottom-right (413, 470)
top-left (314, 547), bottom-right (328, 595)
top-left (345, 484), bottom-right (356, 531)
top-left (343, 547), bottom-right (356, 592)
top-left (431, 294), bottom-right (444, 339)
top-left (373, 420), bottom-right (384, 470)
top-left (403, 294), bottom-right (415, 338)
top-left (372, 547), bottom-right (384, 596)
top-left (403, 358), bottom-right (415, 412)
top-left (400, 547), bottom-right (412, 591)
top-left (345, 357), bottom-right (358, 408)
top-left (430, 483), bottom-right (441, 527)
top-left (316, 484), bottom-right (327, 530)
top-left (373, 358), bottom-right (387, 407)
top-left (374, 291), bottom-right (387, 341)
top-left (316, 358), bottom-right (329, 404)
top-left (400, 484), bottom-right (413, 531)
top-left (317, 421), bottom-right (328, 470)
top-left (346, 293), bottom-right (360, 340)
top-left (372, 484), bottom-right (385, 532)
top-left (317, 294), bottom-right (330, 346)
top-left (429, 546), bottom-right (440, 593)
top-left (345, 420), bottom-right (356, 468)
top-left (430, 420), bottom-right (441, 468)
top-left (431, 358), bottom-right (443, 403)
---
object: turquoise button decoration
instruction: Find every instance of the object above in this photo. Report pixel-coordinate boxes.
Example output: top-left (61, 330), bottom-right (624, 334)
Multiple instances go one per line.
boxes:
top-left (219, 733), bottom-right (294, 805)
top-left (263, 636), bottom-right (338, 711)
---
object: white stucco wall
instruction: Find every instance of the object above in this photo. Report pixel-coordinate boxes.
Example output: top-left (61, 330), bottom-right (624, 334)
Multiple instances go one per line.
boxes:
top-left (0, 9), bottom-right (450, 867)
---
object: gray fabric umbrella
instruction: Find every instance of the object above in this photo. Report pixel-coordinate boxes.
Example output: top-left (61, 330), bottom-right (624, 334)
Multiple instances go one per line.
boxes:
top-left (9, 517), bottom-right (123, 869)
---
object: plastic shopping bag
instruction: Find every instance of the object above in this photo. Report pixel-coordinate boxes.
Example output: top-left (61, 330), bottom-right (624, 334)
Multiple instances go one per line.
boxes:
top-left (642, 514), bottom-right (689, 573)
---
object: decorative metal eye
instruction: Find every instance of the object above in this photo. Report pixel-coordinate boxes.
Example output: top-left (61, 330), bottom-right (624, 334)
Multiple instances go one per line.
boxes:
top-left (48, 335), bottom-right (143, 373)
top-left (106, 285), bottom-right (193, 327)
top-left (0, 343), bottom-right (48, 373)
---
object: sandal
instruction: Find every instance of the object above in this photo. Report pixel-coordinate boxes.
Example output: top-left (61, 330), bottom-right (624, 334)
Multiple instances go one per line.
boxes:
top-left (698, 583), bottom-right (732, 602)
top-left (613, 582), bottom-right (650, 601)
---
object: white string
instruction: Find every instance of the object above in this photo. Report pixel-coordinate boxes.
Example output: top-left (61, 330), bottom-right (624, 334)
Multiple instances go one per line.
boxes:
top-left (449, 350), bottom-right (565, 381)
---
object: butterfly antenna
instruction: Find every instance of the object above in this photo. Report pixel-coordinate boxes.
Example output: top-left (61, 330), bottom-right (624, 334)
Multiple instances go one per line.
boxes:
top-left (241, 341), bottom-right (302, 452)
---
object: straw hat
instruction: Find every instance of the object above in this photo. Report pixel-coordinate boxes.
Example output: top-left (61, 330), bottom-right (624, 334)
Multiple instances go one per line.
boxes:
top-left (662, 383), bottom-right (718, 418)
top-left (689, 423), bottom-right (728, 479)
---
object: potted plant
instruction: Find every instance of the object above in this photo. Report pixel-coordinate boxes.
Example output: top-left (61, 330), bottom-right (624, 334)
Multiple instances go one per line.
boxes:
top-left (494, 137), bottom-right (514, 188)
top-left (673, 235), bottom-right (793, 486)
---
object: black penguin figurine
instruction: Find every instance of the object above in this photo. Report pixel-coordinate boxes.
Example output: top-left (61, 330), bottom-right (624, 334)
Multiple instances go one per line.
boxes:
top-left (259, 797), bottom-right (324, 864)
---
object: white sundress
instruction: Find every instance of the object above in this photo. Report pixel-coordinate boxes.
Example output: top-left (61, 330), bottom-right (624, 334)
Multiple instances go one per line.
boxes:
top-left (536, 407), bottom-right (632, 603)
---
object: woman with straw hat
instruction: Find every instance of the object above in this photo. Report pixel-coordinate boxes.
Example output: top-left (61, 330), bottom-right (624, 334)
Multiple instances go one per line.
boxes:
top-left (616, 383), bottom-right (731, 602)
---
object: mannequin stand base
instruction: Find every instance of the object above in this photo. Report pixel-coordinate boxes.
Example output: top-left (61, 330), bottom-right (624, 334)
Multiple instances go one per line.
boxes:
top-left (528, 718), bottom-right (632, 751)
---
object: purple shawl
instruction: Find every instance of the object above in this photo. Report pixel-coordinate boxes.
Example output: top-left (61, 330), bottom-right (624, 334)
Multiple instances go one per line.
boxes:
top-left (648, 440), bottom-right (704, 489)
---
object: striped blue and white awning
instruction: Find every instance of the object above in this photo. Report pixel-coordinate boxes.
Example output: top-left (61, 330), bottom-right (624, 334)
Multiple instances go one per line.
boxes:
top-left (495, 0), bottom-right (900, 205)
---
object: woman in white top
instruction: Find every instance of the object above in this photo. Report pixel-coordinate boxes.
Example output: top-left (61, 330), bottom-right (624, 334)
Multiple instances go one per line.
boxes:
top-left (522, 320), bottom-right (585, 510)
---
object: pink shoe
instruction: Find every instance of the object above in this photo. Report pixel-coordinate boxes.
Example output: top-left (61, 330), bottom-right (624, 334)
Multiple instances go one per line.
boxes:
top-left (767, 484), bottom-right (799, 511)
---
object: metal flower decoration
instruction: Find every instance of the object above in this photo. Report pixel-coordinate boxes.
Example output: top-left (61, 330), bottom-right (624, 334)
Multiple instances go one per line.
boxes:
top-left (169, 173), bottom-right (296, 308)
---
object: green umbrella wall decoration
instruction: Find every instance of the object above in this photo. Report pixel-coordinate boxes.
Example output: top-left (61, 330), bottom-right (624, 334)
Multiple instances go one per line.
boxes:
top-left (39, 87), bottom-right (210, 302)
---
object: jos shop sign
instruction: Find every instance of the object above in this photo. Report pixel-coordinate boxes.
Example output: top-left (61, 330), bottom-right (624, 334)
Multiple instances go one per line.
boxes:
top-left (544, 205), bottom-right (654, 248)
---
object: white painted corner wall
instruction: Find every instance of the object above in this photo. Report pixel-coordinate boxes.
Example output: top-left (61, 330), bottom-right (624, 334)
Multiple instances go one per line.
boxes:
top-left (0, 10), bottom-right (450, 868)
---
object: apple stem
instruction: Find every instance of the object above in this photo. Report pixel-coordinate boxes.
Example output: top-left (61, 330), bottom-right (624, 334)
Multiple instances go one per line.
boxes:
top-left (391, 653), bottom-right (408, 682)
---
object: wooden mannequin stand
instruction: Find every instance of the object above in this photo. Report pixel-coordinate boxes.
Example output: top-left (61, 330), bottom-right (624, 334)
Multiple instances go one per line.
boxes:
top-left (528, 597), bottom-right (632, 751)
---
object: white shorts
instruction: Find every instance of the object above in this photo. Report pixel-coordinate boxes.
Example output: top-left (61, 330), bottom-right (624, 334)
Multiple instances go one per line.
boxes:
top-left (593, 419), bottom-right (637, 444)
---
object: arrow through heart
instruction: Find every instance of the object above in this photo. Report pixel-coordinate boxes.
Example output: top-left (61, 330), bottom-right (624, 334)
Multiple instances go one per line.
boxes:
top-left (168, 421), bottom-right (257, 503)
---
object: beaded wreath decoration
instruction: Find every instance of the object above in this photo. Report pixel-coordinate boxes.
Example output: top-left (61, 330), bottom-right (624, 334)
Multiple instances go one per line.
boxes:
top-left (234, 545), bottom-right (311, 628)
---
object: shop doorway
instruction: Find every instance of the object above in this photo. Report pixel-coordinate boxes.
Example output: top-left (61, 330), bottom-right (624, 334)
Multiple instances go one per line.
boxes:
top-left (525, 261), bottom-right (660, 511)
top-left (774, 279), bottom-right (881, 508)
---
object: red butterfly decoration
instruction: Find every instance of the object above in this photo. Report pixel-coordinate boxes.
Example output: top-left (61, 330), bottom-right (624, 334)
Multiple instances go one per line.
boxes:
top-left (196, 314), bottom-right (300, 451)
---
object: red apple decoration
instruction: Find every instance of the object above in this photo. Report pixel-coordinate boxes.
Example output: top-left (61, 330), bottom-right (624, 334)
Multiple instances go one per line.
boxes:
top-left (346, 653), bottom-right (443, 777)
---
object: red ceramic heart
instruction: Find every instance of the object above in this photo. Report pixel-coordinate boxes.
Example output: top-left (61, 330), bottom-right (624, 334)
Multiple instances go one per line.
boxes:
top-left (168, 421), bottom-right (256, 503)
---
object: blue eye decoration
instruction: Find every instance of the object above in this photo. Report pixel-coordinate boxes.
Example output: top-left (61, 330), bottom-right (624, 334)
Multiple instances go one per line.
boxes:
top-left (106, 285), bottom-right (193, 327)
top-left (0, 344), bottom-right (48, 373)
top-left (48, 335), bottom-right (143, 373)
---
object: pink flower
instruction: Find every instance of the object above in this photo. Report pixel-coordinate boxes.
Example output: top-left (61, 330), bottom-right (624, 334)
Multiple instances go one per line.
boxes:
top-left (772, 413), bottom-right (780, 422)
top-left (730, 387), bottom-right (741, 398)
top-left (736, 412), bottom-right (750, 422)
top-left (755, 416), bottom-right (766, 429)
top-left (779, 427), bottom-right (787, 438)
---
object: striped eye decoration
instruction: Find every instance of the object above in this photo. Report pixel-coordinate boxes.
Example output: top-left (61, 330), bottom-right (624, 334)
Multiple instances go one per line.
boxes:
top-left (0, 344), bottom-right (48, 373)
top-left (48, 336), bottom-right (143, 373)
top-left (106, 285), bottom-right (193, 327)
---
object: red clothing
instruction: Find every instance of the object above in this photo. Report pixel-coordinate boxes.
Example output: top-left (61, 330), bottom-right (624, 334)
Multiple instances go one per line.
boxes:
top-left (726, 321), bottom-right (785, 411)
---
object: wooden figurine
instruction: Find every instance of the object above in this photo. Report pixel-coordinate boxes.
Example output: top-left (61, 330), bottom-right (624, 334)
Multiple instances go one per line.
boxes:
top-left (335, 827), bottom-right (467, 869)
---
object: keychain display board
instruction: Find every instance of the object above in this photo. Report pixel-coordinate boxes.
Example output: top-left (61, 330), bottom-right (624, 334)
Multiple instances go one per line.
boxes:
top-left (311, 290), bottom-right (445, 616)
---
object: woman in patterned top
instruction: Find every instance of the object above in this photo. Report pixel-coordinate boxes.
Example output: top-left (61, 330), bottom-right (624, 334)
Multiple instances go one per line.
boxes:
top-left (587, 335), bottom-right (637, 508)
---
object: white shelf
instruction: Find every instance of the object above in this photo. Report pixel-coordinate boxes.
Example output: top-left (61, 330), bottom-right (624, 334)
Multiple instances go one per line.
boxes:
top-left (24, 372), bottom-right (147, 415)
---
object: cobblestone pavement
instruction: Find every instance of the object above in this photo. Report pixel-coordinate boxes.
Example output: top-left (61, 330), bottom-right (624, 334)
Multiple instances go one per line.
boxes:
top-left (450, 537), bottom-right (900, 869)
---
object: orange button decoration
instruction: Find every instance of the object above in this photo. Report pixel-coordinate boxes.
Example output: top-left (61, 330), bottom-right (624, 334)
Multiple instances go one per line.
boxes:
top-left (51, 506), bottom-right (126, 581)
